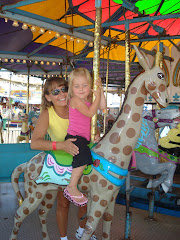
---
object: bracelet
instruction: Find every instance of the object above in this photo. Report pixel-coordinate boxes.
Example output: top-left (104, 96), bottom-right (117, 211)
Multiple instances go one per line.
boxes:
top-left (52, 141), bottom-right (56, 150)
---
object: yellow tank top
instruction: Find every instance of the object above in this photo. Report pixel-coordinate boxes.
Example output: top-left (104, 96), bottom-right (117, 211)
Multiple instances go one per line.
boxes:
top-left (47, 106), bottom-right (69, 142)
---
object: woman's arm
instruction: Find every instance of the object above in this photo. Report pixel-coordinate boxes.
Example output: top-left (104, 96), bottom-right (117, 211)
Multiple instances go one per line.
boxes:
top-left (31, 109), bottom-right (79, 155)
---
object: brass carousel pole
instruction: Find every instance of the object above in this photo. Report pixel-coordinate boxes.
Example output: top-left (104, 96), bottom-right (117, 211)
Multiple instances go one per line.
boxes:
top-left (124, 21), bottom-right (132, 240)
top-left (91, 0), bottom-right (102, 142)
top-left (26, 65), bottom-right (30, 114)
top-left (7, 72), bottom-right (12, 143)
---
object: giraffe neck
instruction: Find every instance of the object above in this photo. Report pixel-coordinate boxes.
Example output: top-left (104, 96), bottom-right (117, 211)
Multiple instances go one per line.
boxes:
top-left (93, 75), bottom-right (147, 169)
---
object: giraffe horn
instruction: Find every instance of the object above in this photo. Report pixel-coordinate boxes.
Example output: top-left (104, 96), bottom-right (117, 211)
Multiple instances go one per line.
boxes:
top-left (155, 51), bottom-right (163, 67)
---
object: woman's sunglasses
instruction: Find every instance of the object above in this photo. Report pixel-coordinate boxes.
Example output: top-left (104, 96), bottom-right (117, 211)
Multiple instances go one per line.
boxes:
top-left (51, 86), bottom-right (68, 96)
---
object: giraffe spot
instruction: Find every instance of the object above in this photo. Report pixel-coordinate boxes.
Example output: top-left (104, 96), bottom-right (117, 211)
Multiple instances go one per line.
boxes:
top-left (29, 181), bottom-right (33, 186)
top-left (15, 222), bottom-right (21, 227)
top-left (93, 195), bottom-right (99, 202)
top-left (90, 174), bottom-right (98, 182)
top-left (35, 156), bottom-right (42, 164)
top-left (78, 179), bottom-right (81, 185)
top-left (46, 194), bottom-right (53, 200)
top-left (84, 225), bottom-right (92, 234)
top-left (135, 97), bottom-right (144, 106)
top-left (130, 87), bottom-right (137, 94)
top-left (29, 164), bottom-right (35, 172)
top-left (42, 220), bottom-right (46, 224)
top-left (43, 183), bottom-right (48, 186)
top-left (25, 168), bottom-right (28, 174)
top-left (95, 144), bottom-right (101, 149)
top-left (28, 187), bottom-right (32, 194)
top-left (111, 196), bottom-right (114, 202)
top-left (94, 211), bottom-right (101, 217)
top-left (121, 161), bottom-right (125, 167)
top-left (33, 184), bottom-right (37, 188)
top-left (46, 204), bottom-right (53, 209)
top-left (124, 104), bottom-right (131, 114)
top-left (25, 191), bottom-right (28, 198)
top-left (141, 83), bottom-right (148, 95)
top-left (123, 146), bottom-right (132, 155)
top-left (103, 232), bottom-right (109, 238)
top-left (99, 179), bottom-right (107, 187)
top-left (42, 232), bottom-right (47, 238)
top-left (41, 200), bottom-right (45, 206)
top-left (117, 120), bottom-right (125, 128)
top-left (36, 192), bottom-right (43, 199)
top-left (23, 207), bottom-right (29, 215)
top-left (17, 191), bottom-right (21, 199)
top-left (119, 175), bottom-right (124, 179)
top-left (17, 167), bottom-right (22, 172)
top-left (29, 197), bottom-right (34, 203)
top-left (96, 151), bottom-right (104, 158)
top-left (132, 113), bottom-right (140, 122)
top-left (82, 186), bottom-right (88, 191)
top-left (103, 212), bottom-right (113, 221)
top-left (100, 200), bottom-right (108, 207)
top-left (109, 132), bottom-right (120, 144)
top-left (14, 178), bottom-right (18, 183)
top-left (83, 176), bottom-right (90, 183)
top-left (39, 209), bottom-right (45, 215)
top-left (152, 91), bottom-right (159, 100)
top-left (15, 213), bottom-right (20, 219)
top-left (108, 156), bottom-right (117, 164)
top-left (13, 229), bottom-right (18, 235)
top-left (108, 185), bottom-right (114, 190)
top-left (28, 173), bottom-right (33, 180)
top-left (159, 84), bottom-right (166, 92)
top-left (37, 166), bottom-right (43, 175)
top-left (148, 82), bottom-right (156, 90)
top-left (126, 128), bottom-right (136, 138)
top-left (111, 147), bottom-right (120, 154)
top-left (87, 216), bottom-right (94, 223)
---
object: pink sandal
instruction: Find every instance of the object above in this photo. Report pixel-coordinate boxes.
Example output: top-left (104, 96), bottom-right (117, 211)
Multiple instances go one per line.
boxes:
top-left (63, 188), bottom-right (88, 207)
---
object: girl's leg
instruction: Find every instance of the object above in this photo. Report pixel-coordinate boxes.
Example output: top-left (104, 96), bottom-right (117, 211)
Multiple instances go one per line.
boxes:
top-left (66, 165), bottom-right (87, 202)
top-left (56, 191), bottom-right (70, 237)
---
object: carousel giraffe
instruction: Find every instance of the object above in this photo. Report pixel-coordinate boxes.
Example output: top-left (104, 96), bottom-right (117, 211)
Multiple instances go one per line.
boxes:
top-left (16, 113), bottom-right (29, 143)
top-left (9, 46), bottom-right (168, 240)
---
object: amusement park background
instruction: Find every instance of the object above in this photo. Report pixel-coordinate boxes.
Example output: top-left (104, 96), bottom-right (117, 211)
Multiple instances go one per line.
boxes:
top-left (0, 0), bottom-right (180, 240)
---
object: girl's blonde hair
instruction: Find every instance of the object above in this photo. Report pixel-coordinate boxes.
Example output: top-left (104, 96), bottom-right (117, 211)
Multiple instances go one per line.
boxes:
top-left (41, 77), bottom-right (68, 110)
top-left (68, 68), bottom-right (92, 99)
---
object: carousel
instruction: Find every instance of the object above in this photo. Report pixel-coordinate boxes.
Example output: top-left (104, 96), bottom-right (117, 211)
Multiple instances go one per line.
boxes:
top-left (0, 1), bottom-right (180, 240)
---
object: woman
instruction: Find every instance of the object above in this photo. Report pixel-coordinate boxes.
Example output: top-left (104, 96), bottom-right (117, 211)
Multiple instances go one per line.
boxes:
top-left (31, 76), bottom-right (98, 240)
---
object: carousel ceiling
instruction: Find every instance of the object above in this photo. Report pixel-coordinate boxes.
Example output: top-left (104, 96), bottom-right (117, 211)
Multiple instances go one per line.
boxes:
top-left (0, 0), bottom-right (179, 88)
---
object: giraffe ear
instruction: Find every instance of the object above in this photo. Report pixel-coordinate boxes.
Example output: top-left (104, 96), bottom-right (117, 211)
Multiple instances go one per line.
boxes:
top-left (133, 45), bottom-right (151, 71)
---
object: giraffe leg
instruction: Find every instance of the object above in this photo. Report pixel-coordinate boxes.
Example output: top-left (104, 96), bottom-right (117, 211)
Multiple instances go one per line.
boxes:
top-left (38, 190), bottom-right (58, 240)
top-left (81, 195), bottom-right (112, 240)
top-left (9, 192), bottom-right (46, 240)
top-left (102, 190), bottom-right (119, 240)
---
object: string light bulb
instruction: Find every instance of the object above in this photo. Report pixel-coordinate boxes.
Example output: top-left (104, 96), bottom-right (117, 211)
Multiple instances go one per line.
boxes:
top-left (40, 61), bottom-right (44, 65)
top-left (76, 38), bottom-right (81, 43)
top-left (69, 36), bottom-right (74, 41)
top-left (88, 41), bottom-right (93, 47)
top-left (62, 34), bottom-right (67, 39)
top-left (39, 28), bottom-right (45, 34)
top-left (4, 58), bottom-right (8, 62)
top-left (16, 59), bottom-right (20, 63)
top-left (55, 32), bottom-right (60, 38)
top-left (31, 26), bottom-right (36, 32)
top-left (83, 40), bottom-right (88, 44)
top-left (52, 62), bottom-right (56, 66)
top-left (22, 23), bottom-right (28, 30)
top-left (34, 60), bottom-right (38, 64)
top-left (48, 30), bottom-right (52, 34)
top-left (46, 61), bottom-right (50, 65)
top-left (4, 18), bottom-right (8, 23)
top-left (22, 60), bottom-right (26, 64)
top-left (101, 45), bottom-right (105, 50)
top-left (12, 20), bottom-right (19, 27)
top-left (10, 59), bottom-right (14, 63)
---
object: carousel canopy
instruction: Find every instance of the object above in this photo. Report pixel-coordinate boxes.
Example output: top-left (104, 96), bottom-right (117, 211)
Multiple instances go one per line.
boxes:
top-left (0, 0), bottom-right (179, 88)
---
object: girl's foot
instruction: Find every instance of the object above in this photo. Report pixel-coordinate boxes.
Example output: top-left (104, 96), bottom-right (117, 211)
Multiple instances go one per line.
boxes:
top-left (63, 187), bottom-right (88, 206)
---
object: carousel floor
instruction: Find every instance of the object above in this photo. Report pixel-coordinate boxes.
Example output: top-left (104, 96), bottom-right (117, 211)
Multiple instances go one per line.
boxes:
top-left (1, 182), bottom-right (180, 240)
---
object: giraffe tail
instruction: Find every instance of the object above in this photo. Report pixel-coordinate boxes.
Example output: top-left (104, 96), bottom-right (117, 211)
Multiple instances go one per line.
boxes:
top-left (11, 163), bottom-right (27, 206)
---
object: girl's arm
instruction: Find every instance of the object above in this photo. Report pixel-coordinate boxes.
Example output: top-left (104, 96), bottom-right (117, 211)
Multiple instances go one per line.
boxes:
top-left (31, 109), bottom-right (79, 155)
top-left (71, 87), bottom-right (101, 118)
top-left (99, 88), bottom-right (107, 110)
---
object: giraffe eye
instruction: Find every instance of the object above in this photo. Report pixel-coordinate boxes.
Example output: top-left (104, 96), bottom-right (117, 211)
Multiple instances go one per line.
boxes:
top-left (157, 72), bottom-right (164, 80)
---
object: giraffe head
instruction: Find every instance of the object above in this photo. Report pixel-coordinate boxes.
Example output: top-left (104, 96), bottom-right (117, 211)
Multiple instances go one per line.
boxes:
top-left (134, 45), bottom-right (169, 108)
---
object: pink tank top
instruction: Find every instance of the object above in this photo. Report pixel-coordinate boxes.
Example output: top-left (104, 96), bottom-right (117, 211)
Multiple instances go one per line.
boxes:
top-left (67, 101), bottom-right (91, 141)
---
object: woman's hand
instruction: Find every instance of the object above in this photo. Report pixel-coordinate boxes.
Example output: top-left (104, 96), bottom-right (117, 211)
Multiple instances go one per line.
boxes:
top-left (62, 138), bottom-right (79, 156)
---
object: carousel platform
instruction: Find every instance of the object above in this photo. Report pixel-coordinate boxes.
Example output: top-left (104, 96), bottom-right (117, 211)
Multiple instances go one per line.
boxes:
top-left (1, 182), bottom-right (180, 240)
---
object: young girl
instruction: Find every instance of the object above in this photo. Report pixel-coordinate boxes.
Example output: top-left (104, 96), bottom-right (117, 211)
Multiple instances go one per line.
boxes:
top-left (64, 68), bottom-right (106, 207)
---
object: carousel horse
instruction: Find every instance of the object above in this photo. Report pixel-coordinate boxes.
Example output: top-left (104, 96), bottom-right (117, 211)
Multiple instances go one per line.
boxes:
top-left (0, 117), bottom-right (4, 143)
top-left (9, 46), bottom-right (169, 240)
top-left (134, 107), bottom-right (180, 193)
top-left (16, 113), bottom-right (29, 143)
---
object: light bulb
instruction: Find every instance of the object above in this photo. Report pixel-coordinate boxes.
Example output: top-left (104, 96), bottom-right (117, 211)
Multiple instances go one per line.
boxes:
top-left (39, 28), bottom-right (45, 34)
top-left (22, 23), bottom-right (28, 30)
top-left (83, 40), bottom-right (88, 44)
top-left (16, 59), bottom-right (20, 63)
top-left (34, 60), bottom-right (38, 64)
top-left (4, 58), bottom-right (8, 62)
top-left (88, 41), bottom-right (93, 47)
top-left (69, 36), bottom-right (74, 41)
top-left (52, 62), bottom-right (56, 66)
top-left (46, 62), bottom-right (50, 65)
top-left (22, 60), bottom-right (26, 64)
top-left (76, 38), bottom-right (81, 43)
top-left (31, 26), bottom-right (36, 32)
top-left (12, 20), bottom-right (19, 27)
top-left (4, 18), bottom-right (8, 23)
top-left (40, 61), bottom-right (44, 65)
top-left (62, 34), bottom-right (67, 39)
top-left (55, 32), bottom-right (60, 38)
top-left (10, 59), bottom-right (14, 63)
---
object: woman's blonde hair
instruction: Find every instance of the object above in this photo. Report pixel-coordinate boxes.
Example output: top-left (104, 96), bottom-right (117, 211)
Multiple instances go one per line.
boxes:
top-left (68, 68), bottom-right (92, 99)
top-left (41, 77), bottom-right (68, 110)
